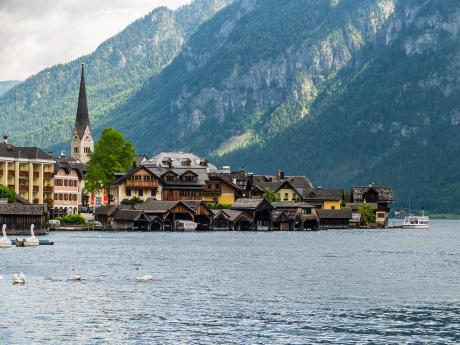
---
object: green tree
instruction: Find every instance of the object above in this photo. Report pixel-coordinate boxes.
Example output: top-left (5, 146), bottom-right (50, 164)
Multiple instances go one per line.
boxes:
top-left (359, 204), bottom-right (376, 226)
top-left (57, 214), bottom-right (85, 225)
top-left (84, 128), bottom-right (136, 193)
top-left (263, 188), bottom-right (280, 203)
top-left (0, 186), bottom-right (16, 203)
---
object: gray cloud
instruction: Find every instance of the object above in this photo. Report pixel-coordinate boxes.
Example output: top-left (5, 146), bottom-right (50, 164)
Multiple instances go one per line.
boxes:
top-left (0, 0), bottom-right (190, 80)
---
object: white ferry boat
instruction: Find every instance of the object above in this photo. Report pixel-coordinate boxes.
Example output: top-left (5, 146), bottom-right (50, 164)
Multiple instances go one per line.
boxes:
top-left (402, 215), bottom-right (430, 229)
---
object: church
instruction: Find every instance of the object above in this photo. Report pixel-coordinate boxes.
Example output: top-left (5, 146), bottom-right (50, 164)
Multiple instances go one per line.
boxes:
top-left (71, 63), bottom-right (94, 164)
top-left (70, 63), bottom-right (108, 208)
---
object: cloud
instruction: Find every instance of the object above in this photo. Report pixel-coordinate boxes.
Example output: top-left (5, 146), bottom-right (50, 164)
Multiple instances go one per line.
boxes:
top-left (0, 0), bottom-right (191, 80)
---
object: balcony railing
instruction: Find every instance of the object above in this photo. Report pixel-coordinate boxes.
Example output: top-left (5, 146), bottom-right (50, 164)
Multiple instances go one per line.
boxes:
top-left (19, 171), bottom-right (29, 177)
top-left (8, 170), bottom-right (15, 177)
top-left (43, 186), bottom-right (53, 192)
top-left (44, 172), bottom-right (54, 179)
top-left (19, 184), bottom-right (29, 191)
top-left (125, 181), bottom-right (159, 188)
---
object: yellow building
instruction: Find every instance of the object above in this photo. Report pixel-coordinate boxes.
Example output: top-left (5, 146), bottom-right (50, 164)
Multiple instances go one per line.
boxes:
top-left (0, 137), bottom-right (55, 204)
top-left (203, 173), bottom-right (241, 206)
top-left (301, 188), bottom-right (344, 210)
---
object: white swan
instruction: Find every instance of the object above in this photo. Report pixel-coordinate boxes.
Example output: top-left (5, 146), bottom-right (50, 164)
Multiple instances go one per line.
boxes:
top-left (136, 267), bottom-right (153, 281)
top-left (24, 224), bottom-right (39, 247)
top-left (12, 272), bottom-right (25, 284)
top-left (0, 224), bottom-right (12, 248)
top-left (69, 268), bottom-right (81, 281)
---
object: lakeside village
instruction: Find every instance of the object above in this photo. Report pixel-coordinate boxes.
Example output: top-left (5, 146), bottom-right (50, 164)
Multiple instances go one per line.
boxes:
top-left (0, 65), bottom-right (395, 235)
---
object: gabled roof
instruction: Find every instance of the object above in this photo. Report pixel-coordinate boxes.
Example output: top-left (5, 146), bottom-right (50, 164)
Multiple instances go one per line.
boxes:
top-left (301, 188), bottom-right (344, 201)
top-left (317, 209), bottom-right (352, 219)
top-left (215, 209), bottom-right (253, 223)
top-left (230, 198), bottom-right (273, 211)
top-left (252, 175), bottom-right (313, 190)
top-left (0, 203), bottom-right (45, 215)
top-left (113, 210), bottom-right (153, 222)
top-left (94, 205), bottom-right (118, 216)
top-left (0, 143), bottom-right (55, 161)
top-left (135, 199), bottom-right (179, 213)
top-left (112, 166), bottom-right (160, 186)
top-left (145, 152), bottom-right (217, 170)
top-left (272, 201), bottom-right (314, 209)
top-left (351, 186), bottom-right (394, 203)
top-left (272, 209), bottom-right (298, 221)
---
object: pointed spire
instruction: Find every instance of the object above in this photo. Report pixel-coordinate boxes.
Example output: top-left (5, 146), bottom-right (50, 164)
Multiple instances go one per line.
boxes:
top-left (75, 63), bottom-right (90, 138)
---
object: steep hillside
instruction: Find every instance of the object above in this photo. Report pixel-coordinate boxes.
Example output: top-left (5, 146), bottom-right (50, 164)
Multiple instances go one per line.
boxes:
top-left (109, 0), bottom-right (460, 211)
top-left (219, 0), bottom-right (460, 212)
top-left (0, 81), bottom-right (21, 96)
top-left (0, 0), bottom-right (233, 149)
top-left (109, 0), bottom-right (396, 153)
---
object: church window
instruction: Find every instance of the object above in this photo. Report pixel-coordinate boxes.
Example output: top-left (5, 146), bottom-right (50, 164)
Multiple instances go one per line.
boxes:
top-left (74, 147), bottom-right (78, 154)
top-left (84, 147), bottom-right (91, 154)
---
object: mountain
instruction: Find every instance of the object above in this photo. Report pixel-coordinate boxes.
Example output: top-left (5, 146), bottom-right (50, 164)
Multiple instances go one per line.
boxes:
top-left (2, 0), bottom-right (459, 212)
top-left (0, 0), bottom-right (233, 149)
top-left (108, 0), bottom-right (460, 212)
top-left (0, 81), bottom-right (21, 96)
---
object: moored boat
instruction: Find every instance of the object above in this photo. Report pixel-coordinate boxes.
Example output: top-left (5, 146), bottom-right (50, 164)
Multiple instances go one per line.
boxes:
top-left (402, 215), bottom-right (430, 229)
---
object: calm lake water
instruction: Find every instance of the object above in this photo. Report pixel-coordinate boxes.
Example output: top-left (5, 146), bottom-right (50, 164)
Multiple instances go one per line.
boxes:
top-left (0, 221), bottom-right (459, 344)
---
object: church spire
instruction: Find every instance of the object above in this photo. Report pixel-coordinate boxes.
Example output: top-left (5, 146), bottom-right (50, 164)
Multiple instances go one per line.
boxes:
top-left (75, 63), bottom-right (90, 138)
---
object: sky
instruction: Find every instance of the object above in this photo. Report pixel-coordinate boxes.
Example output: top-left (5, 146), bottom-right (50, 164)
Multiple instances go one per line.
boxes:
top-left (0, 0), bottom-right (191, 81)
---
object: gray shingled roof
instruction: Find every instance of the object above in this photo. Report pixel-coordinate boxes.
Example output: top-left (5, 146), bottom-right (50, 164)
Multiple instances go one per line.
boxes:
top-left (230, 198), bottom-right (273, 211)
top-left (272, 201), bottom-right (314, 209)
top-left (301, 188), bottom-right (344, 201)
top-left (135, 199), bottom-right (179, 213)
top-left (316, 209), bottom-right (353, 219)
top-left (351, 187), bottom-right (394, 203)
top-left (145, 152), bottom-right (217, 170)
top-left (0, 143), bottom-right (54, 161)
top-left (0, 204), bottom-right (45, 215)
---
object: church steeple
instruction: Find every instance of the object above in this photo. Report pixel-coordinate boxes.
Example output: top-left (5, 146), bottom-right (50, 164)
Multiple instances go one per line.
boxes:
top-left (75, 63), bottom-right (90, 139)
top-left (71, 62), bottom-right (94, 164)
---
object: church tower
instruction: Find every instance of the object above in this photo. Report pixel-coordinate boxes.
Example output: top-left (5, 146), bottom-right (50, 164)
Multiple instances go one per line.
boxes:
top-left (71, 63), bottom-right (94, 164)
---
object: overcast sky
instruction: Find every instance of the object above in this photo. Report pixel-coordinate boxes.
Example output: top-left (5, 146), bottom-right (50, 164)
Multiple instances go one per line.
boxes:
top-left (0, 0), bottom-right (191, 81)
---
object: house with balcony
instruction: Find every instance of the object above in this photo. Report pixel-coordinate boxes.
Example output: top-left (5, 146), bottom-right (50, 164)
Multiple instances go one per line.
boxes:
top-left (0, 136), bottom-right (55, 205)
top-left (250, 171), bottom-right (312, 201)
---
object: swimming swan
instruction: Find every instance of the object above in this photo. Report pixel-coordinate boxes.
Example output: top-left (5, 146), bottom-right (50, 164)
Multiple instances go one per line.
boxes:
top-left (69, 268), bottom-right (81, 281)
top-left (0, 224), bottom-right (12, 248)
top-left (136, 267), bottom-right (153, 281)
top-left (12, 272), bottom-right (25, 284)
top-left (24, 224), bottom-right (39, 247)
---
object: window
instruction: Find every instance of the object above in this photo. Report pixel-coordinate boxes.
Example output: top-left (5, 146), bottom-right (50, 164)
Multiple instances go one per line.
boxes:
top-left (169, 191), bottom-right (173, 197)
top-left (213, 197), bottom-right (219, 204)
top-left (139, 190), bottom-right (144, 197)
top-left (59, 193), bottom-right (63, 200)
top-left (126, 189), bottom-right (131, 197)
top-left (284, 193), bottom-right (289, 201)
top-left (64, 180), bottom-right (68, 187)
top-left (84, 147), bottom-right (91, 154)
top-left (215, 184), bottom-right (220, 190)
top-left (151, 189), bottom-right (156, 196)
top-left (64, 194), bottom-right (68, 201)
top-left (95, 197), bottom-right (102, 207)
top-left (74, 147), bottom-right (78, 154)
top-left (54, 193), bottom-right (58, 200)
top-left (166, 175), bottom-right (176, 182)
top-left (331, 206), bottom-right (336, 210)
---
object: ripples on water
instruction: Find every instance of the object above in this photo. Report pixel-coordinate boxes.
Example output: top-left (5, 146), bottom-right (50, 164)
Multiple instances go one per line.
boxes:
top-left (0, 221), bottom-right (459, 344)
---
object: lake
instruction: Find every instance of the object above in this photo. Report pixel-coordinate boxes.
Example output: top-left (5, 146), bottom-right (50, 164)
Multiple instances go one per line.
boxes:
top-left (0, 221), bottom-right (459, 344)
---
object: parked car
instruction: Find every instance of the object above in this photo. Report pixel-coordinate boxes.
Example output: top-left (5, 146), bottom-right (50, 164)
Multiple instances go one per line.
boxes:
top-left (87, 220), bottom-right (104, 230)
top-left (48, 219), bottom-right (61, 230)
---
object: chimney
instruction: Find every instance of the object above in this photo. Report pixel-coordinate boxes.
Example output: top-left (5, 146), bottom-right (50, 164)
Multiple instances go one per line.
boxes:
top-left (277, 170), bottom-right (285, 180)
top-left (3, 135), bottom-right (8, 144)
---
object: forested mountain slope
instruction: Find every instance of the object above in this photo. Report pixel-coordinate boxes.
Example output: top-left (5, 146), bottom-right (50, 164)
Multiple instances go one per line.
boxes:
top-left (0, 0), bottom-right (232, 148)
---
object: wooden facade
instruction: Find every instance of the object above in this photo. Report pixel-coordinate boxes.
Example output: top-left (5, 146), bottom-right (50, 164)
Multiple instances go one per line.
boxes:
top-left (0, 203), bottom-right (47, 235)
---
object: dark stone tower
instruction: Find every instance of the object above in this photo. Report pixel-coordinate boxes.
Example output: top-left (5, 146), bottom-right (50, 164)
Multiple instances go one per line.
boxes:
top-left (71, 63), bottom-right (94, 163)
